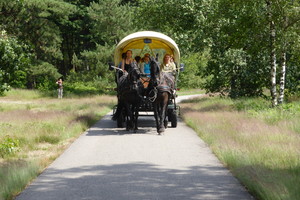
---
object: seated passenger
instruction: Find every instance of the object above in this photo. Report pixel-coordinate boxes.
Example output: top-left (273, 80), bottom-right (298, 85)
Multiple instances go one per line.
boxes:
top-left (135, 55), bottom-right (142, 65)
top-left (160, 54), bottom-right (176, 75)
top-left (170, 54), bottom-right (178, 71)
top-left (116, 52), bottom-right (127, 83)
top-left (140, 53), bottom-right (151, 77)
top-left (121, 50), bottom-right (134, 73)
top-left (140, 53), bottom-right (151, 88)
top-left (118, 53), bottom-right (126, 68)
top-left (160, 54), bottom-right (177, 90)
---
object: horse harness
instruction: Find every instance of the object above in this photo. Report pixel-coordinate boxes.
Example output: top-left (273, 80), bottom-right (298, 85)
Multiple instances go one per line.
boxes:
top-left (149, 72), bottom-right (174, 102)
top-left (117, 67), bottom-right (144, 102)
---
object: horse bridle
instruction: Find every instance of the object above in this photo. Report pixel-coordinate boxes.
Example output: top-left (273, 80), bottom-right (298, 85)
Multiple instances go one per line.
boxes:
top-left (127, 65), bottom-right (142, 93)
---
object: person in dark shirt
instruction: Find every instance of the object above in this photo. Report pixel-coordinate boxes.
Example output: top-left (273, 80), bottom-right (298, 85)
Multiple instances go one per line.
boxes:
top-left (121, 50), bottom-right (134, 72)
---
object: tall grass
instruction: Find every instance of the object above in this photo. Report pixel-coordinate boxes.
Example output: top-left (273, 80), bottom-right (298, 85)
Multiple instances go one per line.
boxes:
top-left (181, 97), bottom-right (300, 200)
top-left (176, 88), bottom-right (205, 96)
top-left (0, 161), bottom-right (39, 200)
top-left (0, 89), bottom-right (116, 200)
top-left (2, 89), bottom-right (45, 100)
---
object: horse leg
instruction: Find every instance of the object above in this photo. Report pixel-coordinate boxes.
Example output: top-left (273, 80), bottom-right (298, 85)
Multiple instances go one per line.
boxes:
top-left (162, 93), bottom-right (169, 129)
top-left (125, 103), bottom-right (131, 131)
top-left (133, 105), bottom-right (139, 133)
top-left (112, 100), bottom-right (124, 121)
top-left (131, 104), bottom-right (137, 133)
top-left (157, 100), bottom-right (166, 134)
top-left (153, 103), bottom-right (160, 134)
top-left (129, 104), bottom-right (135, 131)
top-left (157, 92), bottom-right (169, 133)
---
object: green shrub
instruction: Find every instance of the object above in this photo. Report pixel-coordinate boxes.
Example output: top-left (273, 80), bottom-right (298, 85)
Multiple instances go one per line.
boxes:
top-left (64, 71), bottom-right (115, 96)
top-left (233, 98), bottom-right (270, 111)
top-left (0, 136), bottom-right (20, 158)
top-left (178, 52), bottom-right (207, 89)
top-left (0, 31), bottom-right (32, 91)
top-left (203, 49), bottom-right (268, 98)
top-left (232, 98), bottom-right (300, 125)
top-left (0, 81), bottom-right (10, 96)
top-left (35, 135), bottom-right (60, 144)
top-left (27, 62), bottom-right (62, 91)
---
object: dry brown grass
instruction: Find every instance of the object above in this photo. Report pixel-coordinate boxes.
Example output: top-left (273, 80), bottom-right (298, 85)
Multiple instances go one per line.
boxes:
top-left (0, 110), bottom-right (67, 122)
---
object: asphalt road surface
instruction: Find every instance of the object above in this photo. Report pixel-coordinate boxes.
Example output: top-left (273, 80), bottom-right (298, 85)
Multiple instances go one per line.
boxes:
top-left (16, 95), bottom-right (253, 200)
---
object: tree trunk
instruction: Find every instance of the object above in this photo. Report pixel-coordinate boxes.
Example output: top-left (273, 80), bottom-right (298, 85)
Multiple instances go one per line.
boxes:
top-left (267, 0), bottom-right (277, 107)
top-left (270, 25), bottom-right (277, 107)
top-left (278, 16), bottom-right (289, 104)
top-left (278, 52), bottom-right (286, 104)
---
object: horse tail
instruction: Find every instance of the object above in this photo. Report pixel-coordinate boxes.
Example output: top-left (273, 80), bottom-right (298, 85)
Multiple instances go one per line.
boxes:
top-left (112, 101), bottom-right (124, 121)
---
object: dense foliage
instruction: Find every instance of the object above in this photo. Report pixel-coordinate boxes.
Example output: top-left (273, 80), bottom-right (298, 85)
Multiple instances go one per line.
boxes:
top-left (0, 31), bottom-right (31, 94)
top-left (0, 0), bottom-right (299, 101)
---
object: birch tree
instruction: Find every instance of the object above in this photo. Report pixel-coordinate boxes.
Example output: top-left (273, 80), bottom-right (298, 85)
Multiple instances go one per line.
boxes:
top-left (203, 0), bottom-right (270, 98)
top-left (266, 0), bottom-right (278, 106)
top-left (275, 1), bottom-right (300, 104)
top-left (200, 0), bottom-right (300, 103)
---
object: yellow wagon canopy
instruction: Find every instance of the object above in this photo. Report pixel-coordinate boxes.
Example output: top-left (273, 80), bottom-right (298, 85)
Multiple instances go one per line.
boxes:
top-left (114, 31), bottom-right (180, 65)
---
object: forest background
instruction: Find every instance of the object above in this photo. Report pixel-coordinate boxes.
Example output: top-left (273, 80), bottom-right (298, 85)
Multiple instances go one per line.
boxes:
top-left (1, 1), bottom-right (300, 199)
top-left (0, 0), bottom-right (300, 104)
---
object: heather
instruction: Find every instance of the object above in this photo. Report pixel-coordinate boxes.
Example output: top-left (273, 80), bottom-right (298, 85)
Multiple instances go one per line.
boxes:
top-left (0, 89), bottom-right (116, 200)
top-left (181, 96), bottom-right (300, 200)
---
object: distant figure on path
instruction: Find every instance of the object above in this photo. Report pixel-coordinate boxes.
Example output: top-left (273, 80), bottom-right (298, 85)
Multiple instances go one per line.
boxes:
top-left (56, 78), bottom-right (63, 99)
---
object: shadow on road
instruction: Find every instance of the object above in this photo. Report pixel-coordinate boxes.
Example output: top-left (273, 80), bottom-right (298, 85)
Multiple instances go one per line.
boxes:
top-left (16, 162), bottom-right (251, 200)
top-left (86, 114), bottom-right (179, 136)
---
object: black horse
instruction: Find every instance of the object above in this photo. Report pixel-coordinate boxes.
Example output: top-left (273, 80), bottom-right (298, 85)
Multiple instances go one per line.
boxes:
top-left (149, 59), bottom-right (175, 134)
top-left (112, 62), bottom-right (144, 132)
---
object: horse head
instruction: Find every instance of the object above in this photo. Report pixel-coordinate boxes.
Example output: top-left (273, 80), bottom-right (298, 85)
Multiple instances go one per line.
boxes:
top-left (150, 57), bottom-right (160, 87)
top-left (127, 62), bottom-right (141, 90)
top-left (149, 58), bottom-right (174, 93)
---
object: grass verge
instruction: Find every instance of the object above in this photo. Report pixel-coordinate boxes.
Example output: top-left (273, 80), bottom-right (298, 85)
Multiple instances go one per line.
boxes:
top-left (0, 89), bottom-right (116, 200)
top-left (180, 96), bottom-right (300, 200)
top-left (0, 161), bottom-right (39, 200)
top-left (177, 88), bottom-right (205, 96)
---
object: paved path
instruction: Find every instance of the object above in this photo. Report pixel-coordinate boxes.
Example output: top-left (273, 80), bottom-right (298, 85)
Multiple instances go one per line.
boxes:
top-left (16, 95), bottom-right (253, 200)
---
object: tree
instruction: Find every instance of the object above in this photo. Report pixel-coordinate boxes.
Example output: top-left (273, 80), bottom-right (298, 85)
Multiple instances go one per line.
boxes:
top-left (267, 0), bottom-right (278, 106)
top-left (78, 44), bottom-right (114, 77)
top-left (27, 61), bottom-right (62, 90)
top-left (179, 51), bottom-right (209, 89)
top-left (135, 0), bottom-right (208, 54)
top-left (87, 0), bottom-right (134, 46)
top-left (200, 0), bottom-right (300, 102)
top-left (273, 0), bottom-right (300, 103)
top-left (0, 0), bottom-right (76, 73)
top-left (201, 0), bottom-right (270, 97)
top-left (0, 30), bottom-right (32, 90)
top-left (58, 0), bottom-right (96, 75)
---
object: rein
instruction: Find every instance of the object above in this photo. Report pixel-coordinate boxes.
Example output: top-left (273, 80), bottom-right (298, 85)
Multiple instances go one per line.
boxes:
top-left (149, 87), bottom-right (158, 102)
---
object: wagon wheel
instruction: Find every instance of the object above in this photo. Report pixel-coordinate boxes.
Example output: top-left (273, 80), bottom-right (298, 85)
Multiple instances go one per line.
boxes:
top-left (170, 111), bottom-right (177, 128)
top-left (117, 111), bottom-right (124, 128)
top-left (164, 120), bottom-right (168, 129)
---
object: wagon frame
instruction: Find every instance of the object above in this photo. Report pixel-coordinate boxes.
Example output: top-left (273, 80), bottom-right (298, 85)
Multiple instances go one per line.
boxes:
top-left (110, 31), bottom-right (184, 128)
